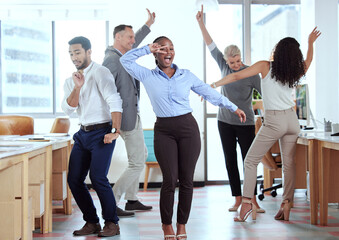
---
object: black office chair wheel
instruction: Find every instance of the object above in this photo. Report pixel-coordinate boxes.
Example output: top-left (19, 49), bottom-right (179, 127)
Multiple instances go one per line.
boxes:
top-left (258, 194), bottom-right (265, 201)
top-left (271, 190), bottom-right (277, 197)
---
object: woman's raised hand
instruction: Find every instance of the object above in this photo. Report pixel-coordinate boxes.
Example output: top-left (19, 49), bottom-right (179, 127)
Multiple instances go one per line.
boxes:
top-left (148, 43), bottom-right (167, 54)
top-left (308, 27), bottom-right (321, 45)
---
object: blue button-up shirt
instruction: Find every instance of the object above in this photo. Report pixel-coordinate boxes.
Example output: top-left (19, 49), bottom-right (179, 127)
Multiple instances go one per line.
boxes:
top-left (120, 45), bottom-right (238, 118)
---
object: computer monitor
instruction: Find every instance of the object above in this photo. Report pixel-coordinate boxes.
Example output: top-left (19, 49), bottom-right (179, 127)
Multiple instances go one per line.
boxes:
top-left (295, 84), bottom-right (310, 127)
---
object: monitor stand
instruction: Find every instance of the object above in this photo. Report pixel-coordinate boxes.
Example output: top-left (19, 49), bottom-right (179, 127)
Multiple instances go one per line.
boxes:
top-left (301, 110), bottom-right (317, 130)
top-left (310, 110), bottom-right (317, 129)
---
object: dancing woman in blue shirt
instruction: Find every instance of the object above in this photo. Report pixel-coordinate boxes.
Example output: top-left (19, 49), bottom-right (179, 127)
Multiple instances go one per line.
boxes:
top-left (120, 36), bottom-right (246, 240)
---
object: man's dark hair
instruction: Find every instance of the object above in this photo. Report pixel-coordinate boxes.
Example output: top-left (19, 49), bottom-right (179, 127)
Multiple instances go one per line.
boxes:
top-left (68, 36), bottom-right (91, 51)
top-left (113, 24), bottom-right (133, 38)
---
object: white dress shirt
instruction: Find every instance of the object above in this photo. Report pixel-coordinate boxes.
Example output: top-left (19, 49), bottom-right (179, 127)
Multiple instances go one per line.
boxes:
top-left (61, 61), bottom-right (123, 126)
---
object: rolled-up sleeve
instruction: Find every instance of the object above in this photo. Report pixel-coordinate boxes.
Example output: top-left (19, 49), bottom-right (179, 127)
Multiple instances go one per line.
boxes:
top-left (207, 41), bottom-right (217, 52)
top-left (96, 67), bottom-right (123, 113)
top-left (61, 78), bottom-right (78, 116)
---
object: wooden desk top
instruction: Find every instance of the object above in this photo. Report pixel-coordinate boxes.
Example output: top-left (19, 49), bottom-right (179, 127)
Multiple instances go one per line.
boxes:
top-left (0, 135), bottom-right (72, 159)
top-left (298, 130), bottom-right (339, 143)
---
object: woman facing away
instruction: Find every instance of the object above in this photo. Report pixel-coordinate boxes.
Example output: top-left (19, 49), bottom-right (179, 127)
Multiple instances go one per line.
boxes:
top-left (196, 4), bottom-right (264, 212)
top-left (120, 36), bottom-right (246, 239)
top-left (212, 27), bottom-right (321, 222)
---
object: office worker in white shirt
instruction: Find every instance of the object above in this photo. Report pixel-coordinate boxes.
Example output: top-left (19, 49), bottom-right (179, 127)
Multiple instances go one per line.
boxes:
top-left (62, 36), bottom-right (122, 237)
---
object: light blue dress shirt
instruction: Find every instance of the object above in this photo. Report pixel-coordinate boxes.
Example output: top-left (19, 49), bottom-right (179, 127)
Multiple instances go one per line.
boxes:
top-left (120, 45), bottom-right (238, 118)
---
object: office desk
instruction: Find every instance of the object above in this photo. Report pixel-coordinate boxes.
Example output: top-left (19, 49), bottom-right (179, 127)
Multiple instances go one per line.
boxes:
top-left (314, 133), bottom-right (339, 226)
top-left (297, 131), bottom-right (339, 226)
top-left (0, 149), bottom-right (28, 240)
top-left (0, 141), bottom-right (51, 239)
top-left (51, 138), bottom-right (72, 216)
top-left (0, 136), bottom-right (72, 239)
top-left (297, 132), bottom-right (318, 225)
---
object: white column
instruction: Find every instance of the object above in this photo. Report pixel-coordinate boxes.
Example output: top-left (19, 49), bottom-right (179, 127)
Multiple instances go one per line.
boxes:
top-left (301, 0), bottom-right (339, 124)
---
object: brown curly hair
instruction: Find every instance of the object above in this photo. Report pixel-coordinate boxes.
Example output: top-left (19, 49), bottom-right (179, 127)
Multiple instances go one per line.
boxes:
top-left (271, 37), bottom-right (305, 88)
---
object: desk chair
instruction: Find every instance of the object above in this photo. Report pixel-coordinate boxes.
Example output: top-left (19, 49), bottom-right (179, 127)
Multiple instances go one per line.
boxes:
top-left (252, 99), bottom-right (264, 116)
top-left (0, 114), bottom-right (34, 135)
top-left (143, 129), bottom-right (159, 191)
top-left (50, 117), bottom-right (70, 133)
top-left (255, 117), bottom-right (282, 200)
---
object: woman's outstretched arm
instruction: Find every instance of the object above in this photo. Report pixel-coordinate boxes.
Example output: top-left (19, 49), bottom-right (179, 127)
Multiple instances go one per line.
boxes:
top-left (213, 61), bottom-right (269, 87)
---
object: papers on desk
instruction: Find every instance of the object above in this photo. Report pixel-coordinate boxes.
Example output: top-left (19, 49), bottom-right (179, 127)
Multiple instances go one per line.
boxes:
top-left (43, 133), bottom-right (69, 137)
top-left (7, 133), bottom-right (69, 142)
top-left (0, 142), bottom-right (33, 152)
top-left (0, 146), bottom-right (27, 152)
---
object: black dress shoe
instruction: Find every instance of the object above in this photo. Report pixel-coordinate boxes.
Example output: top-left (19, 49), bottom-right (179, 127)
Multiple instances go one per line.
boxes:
top-left (116, 206), bottom-right (135, 217)
top-left (73, 222), bottom-right (101, 236)
top-left (125, 200), bottom-right (153, 211)
top-left (98, 222), bottom-right (120, 237)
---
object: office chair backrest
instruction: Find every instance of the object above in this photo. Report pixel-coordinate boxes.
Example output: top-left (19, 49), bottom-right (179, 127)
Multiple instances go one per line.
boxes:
top-left (143, 129), bottom-right (157, 162)
top-left (252, 99), bottom-right (263, 113)
top-left (50, 117), bottom-right (70, 133)
top-left (0, 115), bottom-right (34, 135)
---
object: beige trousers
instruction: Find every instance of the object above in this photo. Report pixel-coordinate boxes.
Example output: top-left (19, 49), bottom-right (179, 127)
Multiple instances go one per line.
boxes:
top-left (113, 114), bottom-right (148, 203)
top-left (243, 108), bottom-right (300, 201)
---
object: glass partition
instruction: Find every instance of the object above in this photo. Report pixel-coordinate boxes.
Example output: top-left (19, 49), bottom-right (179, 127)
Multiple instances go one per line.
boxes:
top-left (1, 20), bottom-right (53, 113)
top-left (205, 4), bottom-right (242, 114)
top-left (251, 4), bottom-right (301, 63)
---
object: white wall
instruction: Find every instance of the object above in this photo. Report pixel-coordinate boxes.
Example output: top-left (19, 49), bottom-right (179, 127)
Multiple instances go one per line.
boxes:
top-left (301, 0), bottom-right (339, 126)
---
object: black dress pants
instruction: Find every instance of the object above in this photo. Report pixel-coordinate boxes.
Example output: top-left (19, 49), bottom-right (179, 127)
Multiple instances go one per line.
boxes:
top-left (154, 113), bottom-right (201, 225)
top-left (217, 120), bottom-right (257, 196)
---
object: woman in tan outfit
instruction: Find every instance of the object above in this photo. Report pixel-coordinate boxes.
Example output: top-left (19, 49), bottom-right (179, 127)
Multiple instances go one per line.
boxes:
top-left (212, 27), bottom-right (321, 222)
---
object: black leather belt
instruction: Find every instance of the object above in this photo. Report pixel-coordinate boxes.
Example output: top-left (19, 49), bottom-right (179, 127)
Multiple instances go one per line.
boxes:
top-left (80, 122), bottom-right (111, 132)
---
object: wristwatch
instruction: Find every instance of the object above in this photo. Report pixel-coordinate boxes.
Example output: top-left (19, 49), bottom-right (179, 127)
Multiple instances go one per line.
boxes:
top-left (111, 128), bottom-right (117, 134)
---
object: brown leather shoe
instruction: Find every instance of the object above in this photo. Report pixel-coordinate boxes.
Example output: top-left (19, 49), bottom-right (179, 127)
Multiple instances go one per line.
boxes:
top-left (98, 222), bottom-right (120, 237)
top-left (73, 222), bottom-right (101, 236)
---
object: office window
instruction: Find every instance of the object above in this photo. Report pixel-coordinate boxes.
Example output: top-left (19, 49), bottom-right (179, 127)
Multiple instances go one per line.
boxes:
top-left (54, 20), bottom-right (107, 113)
top-left (251, 4), bottom-right (300, 63)
top-left (1, 20), bottom-right (53, 113)
top-left (0, 20), bottom-right (107, 115)
top-left (205, 4), bottom-right (242, 115)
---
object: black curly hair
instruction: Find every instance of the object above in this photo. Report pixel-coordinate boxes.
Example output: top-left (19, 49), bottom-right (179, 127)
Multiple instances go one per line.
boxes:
top-left (152, 36), bottom-right (172, 66)
top-left (271, 37), bottom-right (305, 88)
